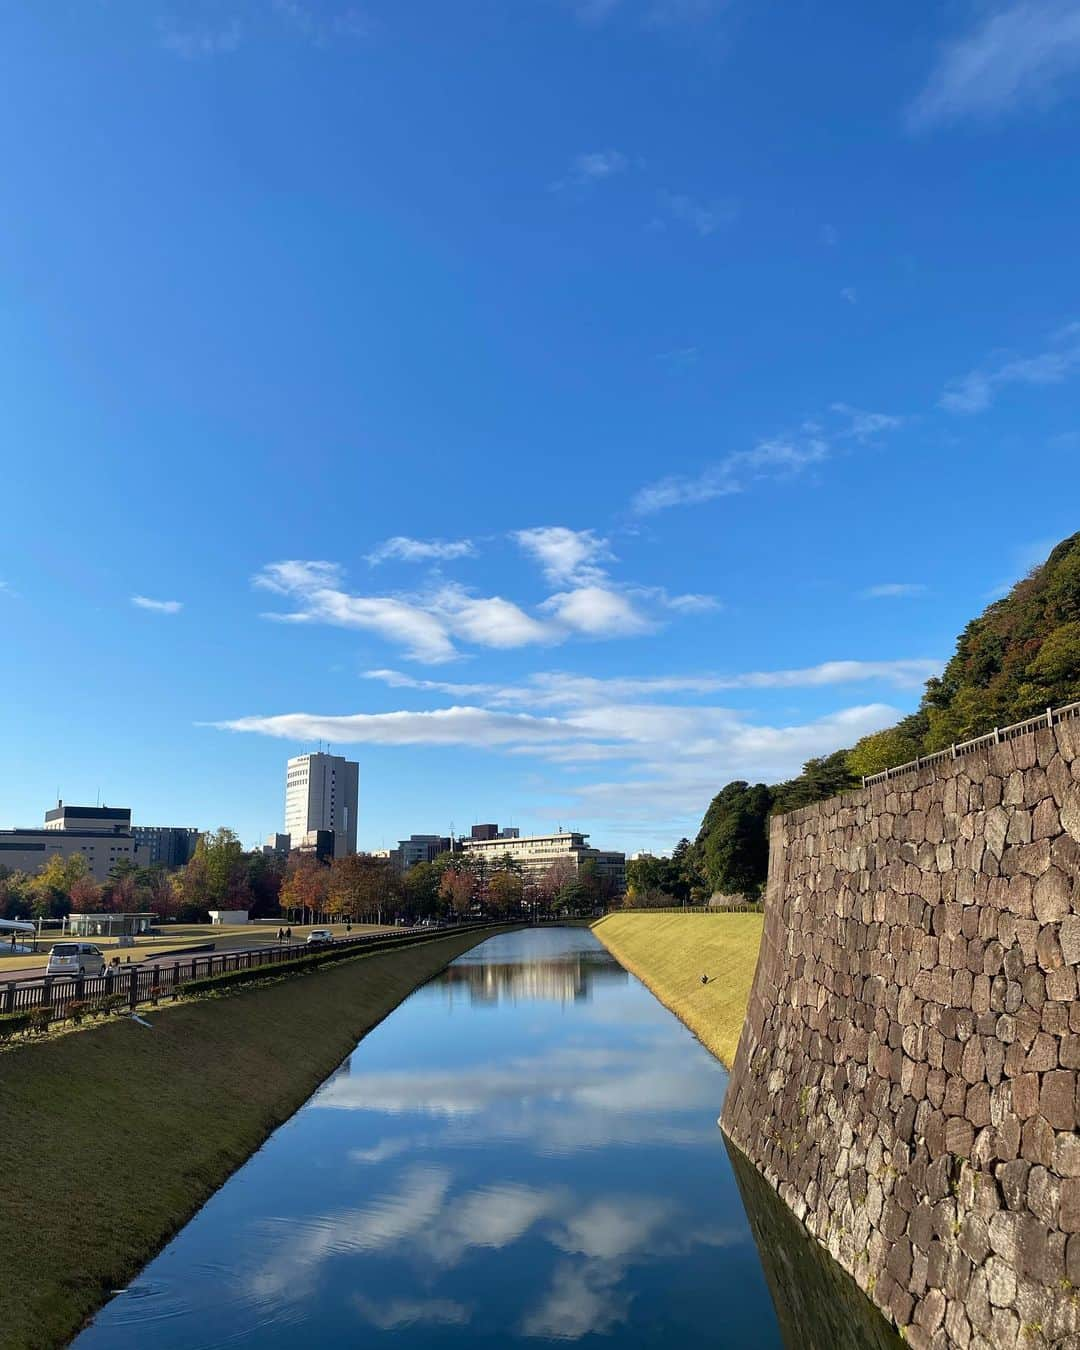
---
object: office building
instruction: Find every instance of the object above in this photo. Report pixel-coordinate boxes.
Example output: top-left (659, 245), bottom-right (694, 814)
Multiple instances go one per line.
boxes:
top-left (132, 825), bottom-right (200, 869)
top-left (284, 753), bottom-right (358, 859)
top-left (1, 801), bottom-right (149, 883)
top-left (263, 833), bottom-right (292, 857)
top-left (460, 826), bottom-right (625, 892)
top-left (389, 834), bottom-right (452, 874)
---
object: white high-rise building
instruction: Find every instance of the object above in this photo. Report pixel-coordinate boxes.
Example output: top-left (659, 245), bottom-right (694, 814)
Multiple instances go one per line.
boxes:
top-left (284, 753), bottom-right (359, 859)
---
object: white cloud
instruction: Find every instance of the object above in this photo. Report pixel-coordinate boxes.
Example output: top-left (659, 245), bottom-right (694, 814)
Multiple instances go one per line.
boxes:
top-left (514, 527), bottom-right (614, 585)
top-left (214, 706), bottom-right (576, 747)
top-left (540, 586), bottom-right (654, 638)
top-left (131, 595), bottom-right (183, 614)
top-left (940, 326), bottom-right (1080, 413)
top-left (366, 536), bottom-right (475, 565)
top-left (658, 190), bottom-right (737, 236)
top-left (908, 0), bottom-right (1080, 130)
top-left (253, 538), bottom-right (713, 663)
top-left (434, 585), bottom-right (554, 649)
top-left (863, 583), bottom-right (928, 599)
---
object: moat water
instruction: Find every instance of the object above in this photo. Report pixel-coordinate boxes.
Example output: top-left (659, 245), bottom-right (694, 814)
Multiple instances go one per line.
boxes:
top-left (74, 928), bottom-right (899, 1349)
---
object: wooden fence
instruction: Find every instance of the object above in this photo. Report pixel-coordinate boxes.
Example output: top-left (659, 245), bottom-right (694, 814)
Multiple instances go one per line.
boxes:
top-left (1, 923), bottom-right (500, 1027)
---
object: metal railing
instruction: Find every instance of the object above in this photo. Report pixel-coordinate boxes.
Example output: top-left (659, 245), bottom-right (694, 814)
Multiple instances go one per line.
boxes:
top-left (861, 699), bottom-right (1080, 788)
top-left (0, 923), bottom-right (501, 1029)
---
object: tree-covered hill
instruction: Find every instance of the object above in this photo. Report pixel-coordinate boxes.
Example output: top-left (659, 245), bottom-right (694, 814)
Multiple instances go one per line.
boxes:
top-left (626, 532), bottom-right (1080, 906)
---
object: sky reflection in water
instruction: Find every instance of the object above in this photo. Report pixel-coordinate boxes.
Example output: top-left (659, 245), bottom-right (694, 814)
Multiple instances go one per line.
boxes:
top-left (75, 929), bottom-right (782, 1348)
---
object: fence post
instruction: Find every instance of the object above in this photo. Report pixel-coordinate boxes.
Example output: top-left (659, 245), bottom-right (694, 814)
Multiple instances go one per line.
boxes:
top-left (3, 981), bottom-right (14, 1014)
top-left (42, 976), bottom-right (53, 1012)
top-left (1048, 707), bottom-right (1055, 729)
top-left (128, 966), bottom-right (138, 1010)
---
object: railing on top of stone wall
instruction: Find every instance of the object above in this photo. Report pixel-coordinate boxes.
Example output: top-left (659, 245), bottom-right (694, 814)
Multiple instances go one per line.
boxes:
top-left (860, 697), bottom-right (1080, 788)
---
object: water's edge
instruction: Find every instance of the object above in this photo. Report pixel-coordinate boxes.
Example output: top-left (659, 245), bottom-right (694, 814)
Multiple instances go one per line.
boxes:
top-left (2, 926), bottom-right (510, 1350)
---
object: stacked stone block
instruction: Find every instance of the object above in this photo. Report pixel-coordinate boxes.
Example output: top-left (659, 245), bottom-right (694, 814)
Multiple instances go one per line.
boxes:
top-left (721, 718), bottom-right (1080, 1350)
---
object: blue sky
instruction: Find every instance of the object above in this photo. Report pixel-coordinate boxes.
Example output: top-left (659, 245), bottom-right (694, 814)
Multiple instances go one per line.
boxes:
top-left (2, 0), bottom-right (1079, 854)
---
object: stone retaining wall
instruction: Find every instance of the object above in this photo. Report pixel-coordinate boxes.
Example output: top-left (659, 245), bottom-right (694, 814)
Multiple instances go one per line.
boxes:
top-left (721, 718), bottom-right (1080, 1350)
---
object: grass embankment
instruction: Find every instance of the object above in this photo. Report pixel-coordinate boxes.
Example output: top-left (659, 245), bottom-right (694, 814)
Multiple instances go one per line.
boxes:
top-left (0, 925), bottom-right (504, 1350)
top-left (592, 912), bottom-right (764, 1068)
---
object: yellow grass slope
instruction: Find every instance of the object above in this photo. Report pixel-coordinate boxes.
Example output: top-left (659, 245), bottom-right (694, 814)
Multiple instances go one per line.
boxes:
top-left (592, 912), bottom-right (764, 1068)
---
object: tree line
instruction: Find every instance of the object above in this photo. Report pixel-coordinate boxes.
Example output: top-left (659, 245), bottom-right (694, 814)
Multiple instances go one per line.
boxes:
top-left (0, 830), bottom-right (618, 925)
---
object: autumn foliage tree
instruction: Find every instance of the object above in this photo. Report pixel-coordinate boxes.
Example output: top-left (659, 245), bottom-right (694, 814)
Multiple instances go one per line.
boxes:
top-left (279, 855), bottom-right (330, 924)
top-left (328, 854), bottom-right (399, 923)
top-left (439, 866), bottom-right (474, 919)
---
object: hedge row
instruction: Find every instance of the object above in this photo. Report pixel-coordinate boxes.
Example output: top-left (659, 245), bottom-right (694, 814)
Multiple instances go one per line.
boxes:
top-left (178, 931), bottom-right (461, 1000)
top-left (0, 1011), bottom-right (32, 1040)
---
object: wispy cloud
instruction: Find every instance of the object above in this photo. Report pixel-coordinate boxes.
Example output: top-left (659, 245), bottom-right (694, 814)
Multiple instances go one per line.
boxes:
top-left (366, 536), bottom-right (475, 565)
top-left (551, 151), bottom-right (630, 192)
top-left (572, 0), bottom-right (720, 26)
top-left (840, 286), bottom-right (857, 305)
top-left (830, 403), bottom-right (904, 441)
top-left (221, 654), bottom-right (939, 839)
top-left (213, 698), bottom-right (903, 824)
top-left (657, 190), bottom-right (737, 237)
top-left (157, 15), bottom-right (242, 58)
top-left (631, 436), bottom-right (827, 514)
top-left (363, 658), bottom-right (942, 706)
top-left (862, 583), bottom-right (927, 599)
top-left (157, 2), bottom-right (368, 58)
top-left (908, 0), bottom-right (1080, 130)
top-left (631, 399), bottom-right (904, 515)
top-left (941, 324), bottom-right (1080, 413)
top-left (131, 595), bottom-right (184, 614)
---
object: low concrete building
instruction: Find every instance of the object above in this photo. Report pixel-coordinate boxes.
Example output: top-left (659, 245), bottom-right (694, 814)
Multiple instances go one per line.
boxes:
top-left (460, 827), bottom-right (625, 893)
top-left (208, 910), bottom-right (249, 926)
top-left (2, 801), bottom-right (150, 882)
top-left (67, 912), bottom-right (156, 938)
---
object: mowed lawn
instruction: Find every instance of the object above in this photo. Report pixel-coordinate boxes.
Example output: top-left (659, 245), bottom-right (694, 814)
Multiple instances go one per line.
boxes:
top-left (592, 912), bottom-right (764, 1068)
top-left (0, 926), bottom-right (500, 1350)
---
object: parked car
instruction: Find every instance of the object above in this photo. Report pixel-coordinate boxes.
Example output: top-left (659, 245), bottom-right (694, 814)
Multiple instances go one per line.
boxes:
top-left (46, 942), bottom-right (105, 978)
top-left (306, 929), bottom-right (334, 946)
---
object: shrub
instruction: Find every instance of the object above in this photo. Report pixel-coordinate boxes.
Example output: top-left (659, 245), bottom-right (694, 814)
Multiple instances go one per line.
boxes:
top-left (0, 1011), bottom-right (31, 1042)
top-left (28, 1007), bottom-right (53, 1036)
top-left (88, 994), bottom-right (126, 1019)
top-left (65, 1000), bottom-right (88, 1026)
top-left (177, 928), bottom-right (468, 1000)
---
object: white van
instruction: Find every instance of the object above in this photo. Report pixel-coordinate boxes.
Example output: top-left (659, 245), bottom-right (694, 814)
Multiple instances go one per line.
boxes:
top-left (46, 943), bottom-right (106, 978)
